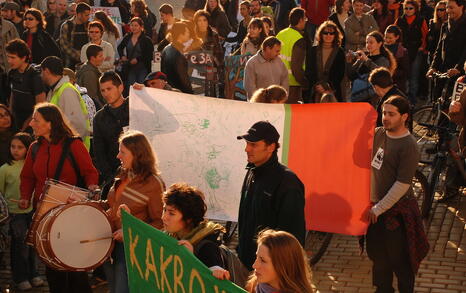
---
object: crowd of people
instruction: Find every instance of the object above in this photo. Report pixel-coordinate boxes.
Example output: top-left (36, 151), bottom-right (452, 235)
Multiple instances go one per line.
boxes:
top-left (0, 0), bottom-right (465, 292)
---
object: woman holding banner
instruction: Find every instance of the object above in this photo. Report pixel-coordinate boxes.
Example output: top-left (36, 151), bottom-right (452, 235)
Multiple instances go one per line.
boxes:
top-left (245, 229), bottom-right (313, 293)
top-left (162, 183), bottom-right (231, 280)
top-left (101, 130), bottom-right (165, 293)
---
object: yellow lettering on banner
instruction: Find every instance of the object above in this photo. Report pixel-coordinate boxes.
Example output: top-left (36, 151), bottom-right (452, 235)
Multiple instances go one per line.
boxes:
top-left (144, 239), bottom-right (161, 289)
top-left (189, 269), bottom-right (205, 293)
top-left (214, 286), bottom-right (227, 293)
top-left (128, 228), bottom-right (143, 278)
top-left (160, 246), bottom-right (173, 293)
top-left (173, 255), bottom-right (186, 293)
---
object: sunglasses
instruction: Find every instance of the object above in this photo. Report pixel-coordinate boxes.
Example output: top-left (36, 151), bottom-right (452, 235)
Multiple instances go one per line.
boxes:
top-left (404, 7), bottom-right (414, 10)
top-left (322, 31), bottom-right (336, 35)
top-left (436, 8), bottom-right (446, 11)
top-left (24, 17), bottom-right (35, 21)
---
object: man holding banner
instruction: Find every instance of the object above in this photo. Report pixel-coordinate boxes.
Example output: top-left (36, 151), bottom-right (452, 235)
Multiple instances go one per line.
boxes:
top-left (236, 121), bottom-right (305, 269)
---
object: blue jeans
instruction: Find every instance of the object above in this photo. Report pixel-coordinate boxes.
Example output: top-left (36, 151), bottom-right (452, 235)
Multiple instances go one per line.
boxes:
top-left (103, 241), bottom-right (129, 293)
top-left (126, 66), bottom-right (148, 88)
top-left (408, 52), bottom-right (426, 104)
top-left (9, 212), bottom-right (39, 284)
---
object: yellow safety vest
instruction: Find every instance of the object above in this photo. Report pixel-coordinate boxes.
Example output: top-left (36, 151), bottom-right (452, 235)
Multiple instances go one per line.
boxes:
top-left (50, 82), bottom-right (91, 150)
top-left (276, 27), bottom-right (305, 86)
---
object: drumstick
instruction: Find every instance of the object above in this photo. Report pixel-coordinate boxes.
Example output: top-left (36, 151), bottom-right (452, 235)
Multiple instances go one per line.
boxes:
top-left (80, 236), bottom-right (113, 244)
top-left (8, 199), bottom-right (20, 203)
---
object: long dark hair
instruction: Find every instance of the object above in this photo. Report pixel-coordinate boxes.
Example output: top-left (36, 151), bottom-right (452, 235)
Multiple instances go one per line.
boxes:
top-left (24, 8), bottom-right (46, 30)
top-left (316, 20), bottom-right (343, 47)
top-left (7, 132), bottom-right (34, 165)
top-left (193, 10), bottom-right (211, 38)
top-left (0, 104), bottom-right (15, 133)
top-left (367, 30), bottom-right (397, 74)
top-left (204, 0), bottom-right (224, 13)
top-left (245, 18), bottom-right (267, 48)
top-left (94, 10), bottom-right (120, 38)
top-left (374, 0), bottom-right (389, 16)
top-left (34, 103), bottom-right (77, 144)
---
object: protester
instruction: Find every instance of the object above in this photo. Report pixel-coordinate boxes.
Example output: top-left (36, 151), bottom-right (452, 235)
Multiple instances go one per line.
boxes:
top-left (245, 229), bottom-right (313, 293)
top-left (345, 0), bottom-right (379, 51)
top-left (276, 7), bottom-right (307, 103)
top-left (364, 95), bottom-right (428, 293)
top-left (306, 20), bottom-right (346, 102)
top-left (22, 8), bottom-right (61, 64)
top-left (101, 0), bottom-right (130, 24)
top-left (2, 2), bottom-right (25, 35)
top-left (329, 0), bottom-right (351, 47)
top-left (0, 132), bottom-right (42, 291)
top-left (76, 44), bottom-right (105, 109)
top-left (45, 0), bottom-right (69, 37)
top-left (80, 21), bottom-right (115, 73)
top-left (236, 1), bottom-right (252, 46)
top-left (347, 30), bottom-right (396, 102)
top-left (244, 36), bottom-right (289, 100)
top-left (156, 3), bottom-right (179, 47)
top-left (138, 71), bottom-right (172, 90)
top-left (93, 11), bottom-right (120, 52)
top-left (204, 0), bottom-right (231, 39)
top-left (194, 10), bottom-right (224, 97)
top-left (161, 22), bottom-right (194, 94)
top-left (426, 1), bottom-right (447, 63)
top-left (40, 56), bottom-right (91, 148)
top-left (162, 183), bottom-right (230, 279)
top-left (58, 2), bottom-right (91, 69)
top-left (395, 0), bottom-right (428, 104)
top-left (100, 130), bottom-right (164, 293)
top-left (384, 25), bottom-right (410, 93)
top-left (117, 17), bottom-right (154, 92)
top-left (19, 102), bottom-right (98, 293)
top-left (240, 18), bottom-right (267, 55)
top-left (0, 11), bottom-right (19, 103)
top-left (6, 39), bottom-right (46, 132)
top-left (236, 121), bottom-right (305, 269)
top-left (130, 0), bottom-right (157, 42)
top-left (369, 67), bottom-right (408, 126)
top-left (370, 0), bottom-right (394, 34)
top-left (93, 71), bottom-right (129, 198)
top-left (309, 81), bottom-right (336, 103)
top-left (250, 85), bottom-right (288, 103)
top-left (0, 105), bottom-right (15, 167)
top-left (260, 16), bottom-right (274, 36)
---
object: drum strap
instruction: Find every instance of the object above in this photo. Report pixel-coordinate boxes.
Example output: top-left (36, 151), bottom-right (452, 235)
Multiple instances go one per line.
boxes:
top-left (54, 137), bottom-right (86, 188)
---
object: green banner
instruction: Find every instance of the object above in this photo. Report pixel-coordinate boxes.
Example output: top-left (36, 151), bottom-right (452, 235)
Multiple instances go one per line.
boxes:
top-left (122, 211), bottom-right (247, 293)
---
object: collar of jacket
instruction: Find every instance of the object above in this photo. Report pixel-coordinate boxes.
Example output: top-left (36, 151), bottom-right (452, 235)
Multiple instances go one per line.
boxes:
top-left (245, 153), bottom-right (279, 174)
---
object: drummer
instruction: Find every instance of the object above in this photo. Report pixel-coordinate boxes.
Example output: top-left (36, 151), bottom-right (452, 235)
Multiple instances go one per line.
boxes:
top-left (101, 130), bottom-right (165, 293)
top-left (19, 102), bottom-right (99, 293)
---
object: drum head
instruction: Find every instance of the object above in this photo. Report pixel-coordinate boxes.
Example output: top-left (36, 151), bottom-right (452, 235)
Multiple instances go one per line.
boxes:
top-left (49, 204), bottom-right (113, 270)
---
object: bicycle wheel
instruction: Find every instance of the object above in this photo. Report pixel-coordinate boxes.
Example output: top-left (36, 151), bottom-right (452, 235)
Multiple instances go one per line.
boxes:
top-left (412, 106), bottom-right (449, 163)
top-left (425, 155), bottom-right (447, 218)
top-left (305, 230), bottom-right (333, 265)
top-left (413, 170), bottom-right (429, 218)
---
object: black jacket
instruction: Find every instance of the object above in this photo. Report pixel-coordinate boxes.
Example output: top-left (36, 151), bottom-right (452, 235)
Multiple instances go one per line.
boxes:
top-left (117, 33), bottom-right (154, 73)
top-left (21, 29), bottom-right (61, 64)
top-left (100, 0), bottom-right (130, 24)
top-left (92, 98), bottom-right (129, 181)
top-left (396, 14), bottom-right (426, 62)
top-left (161, 43), bottom-right (194, 94)
top-left (238, 154), bottom-right (305, 269)
top-left (432, 14), bottom-right (466, 73)
top-left (306, 45), bottom-right (346, 101)
top-left (208, 7), bottom-right (231, 39)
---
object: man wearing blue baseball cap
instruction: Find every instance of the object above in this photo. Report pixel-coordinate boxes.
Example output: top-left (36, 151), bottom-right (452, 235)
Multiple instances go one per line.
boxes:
top-left (236, 121), bottom-right (306, 270)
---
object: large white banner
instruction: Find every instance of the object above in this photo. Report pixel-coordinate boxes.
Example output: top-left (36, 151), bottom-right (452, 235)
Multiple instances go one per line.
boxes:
top-left (129, 88), bottom-right (285, 221)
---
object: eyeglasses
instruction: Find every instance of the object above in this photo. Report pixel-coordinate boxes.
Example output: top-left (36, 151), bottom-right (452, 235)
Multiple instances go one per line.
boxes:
top-left (404, 7), bottom-right (414, 10)
top-left (436, 8), bottom-right (446, 11)
top-left (322, 31), bottom-right (336, 35)
top-left (24, 17), bottom-right (35, 21)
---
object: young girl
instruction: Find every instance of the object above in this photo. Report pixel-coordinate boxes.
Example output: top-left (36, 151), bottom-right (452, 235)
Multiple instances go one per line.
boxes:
top-left (0, 132), bottom-right (43, 291)
top-left (246, 229), bottom-right (313, 293)
top-left (240, 18), bottom-right (267, 55)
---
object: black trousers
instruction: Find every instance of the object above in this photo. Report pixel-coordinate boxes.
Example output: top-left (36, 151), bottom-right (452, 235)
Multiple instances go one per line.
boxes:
top-left (45, 266), bottom-right (92, 293)
top-left (366, 215), bottom-right (414, 293)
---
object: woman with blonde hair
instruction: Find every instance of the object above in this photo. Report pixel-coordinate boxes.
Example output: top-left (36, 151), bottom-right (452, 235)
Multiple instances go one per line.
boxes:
top-left (101, 130), bottom-right (165, 293)
top-left (250, 85), bottom-right (288, 104)
top-left (246, 229), bottom-right (313, 293)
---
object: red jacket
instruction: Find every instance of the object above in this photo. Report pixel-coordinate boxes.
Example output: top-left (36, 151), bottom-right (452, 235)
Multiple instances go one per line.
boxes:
top-left (301, 0), bottom-right (335, 26)
top-left (20, 137), bottom-right (99, 206)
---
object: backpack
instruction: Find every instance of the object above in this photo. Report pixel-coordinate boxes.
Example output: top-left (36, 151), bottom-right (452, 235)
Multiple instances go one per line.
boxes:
top-left (195, 239), bottom-right (250, 288)
top-left (31, 137), bottom-right (86, 188)
top-left (350, 73), bottom-right (376, 102)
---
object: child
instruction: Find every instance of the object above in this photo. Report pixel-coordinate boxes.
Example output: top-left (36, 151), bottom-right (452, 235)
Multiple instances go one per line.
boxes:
top-left (0, 132), bottom-right (43, 291)
top-left (384, 25), bottom-right (410, 94)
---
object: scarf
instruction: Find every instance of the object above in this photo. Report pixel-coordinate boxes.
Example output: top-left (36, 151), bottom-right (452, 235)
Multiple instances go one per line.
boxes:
top-left (170, 220), bottom-right (225, 245)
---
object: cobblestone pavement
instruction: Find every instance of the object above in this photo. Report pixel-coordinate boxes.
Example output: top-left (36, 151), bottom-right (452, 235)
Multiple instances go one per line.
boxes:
top-left (1, 194), bottom-right (465, 292)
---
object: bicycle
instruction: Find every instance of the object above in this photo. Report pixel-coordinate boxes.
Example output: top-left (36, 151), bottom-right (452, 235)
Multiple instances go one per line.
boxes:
top-left (304, 169), bottom-right (428, 265)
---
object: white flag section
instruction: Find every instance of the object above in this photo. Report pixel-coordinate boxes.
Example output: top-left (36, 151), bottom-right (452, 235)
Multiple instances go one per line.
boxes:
top-left (129, 88), bottom-right (286, 221)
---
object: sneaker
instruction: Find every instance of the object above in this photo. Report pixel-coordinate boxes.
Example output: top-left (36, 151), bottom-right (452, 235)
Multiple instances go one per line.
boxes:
top-left (17, 281), bottom-right (32, 291)
top-left (31, 277), bottom-right (44, 287)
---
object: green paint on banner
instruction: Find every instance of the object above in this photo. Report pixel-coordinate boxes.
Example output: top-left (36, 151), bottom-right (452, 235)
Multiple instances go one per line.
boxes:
top-left (281, 104), bottom-right (292, 166)
top-left (122, 211), bottom-right (247, 293)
